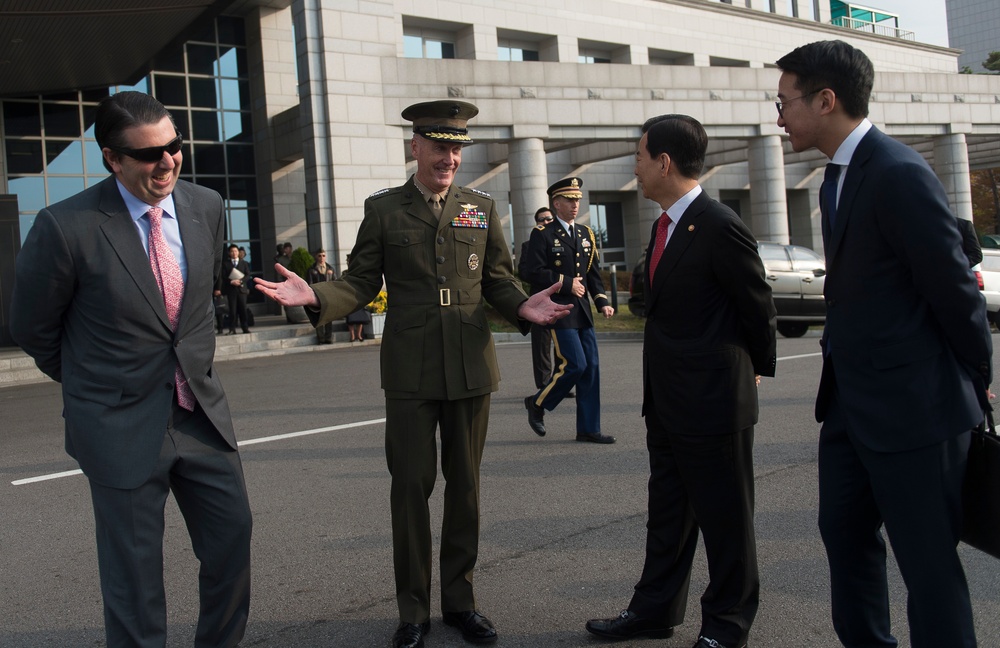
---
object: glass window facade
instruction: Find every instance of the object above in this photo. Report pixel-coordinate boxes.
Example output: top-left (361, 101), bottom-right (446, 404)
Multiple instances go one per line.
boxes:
top-left (1, 15), bottom-right (260, 290)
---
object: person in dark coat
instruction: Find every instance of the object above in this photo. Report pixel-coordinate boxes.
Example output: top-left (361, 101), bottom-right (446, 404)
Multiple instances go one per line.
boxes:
top-left (776, 40), bottom-right (991, 648)
top-left (306, 248), bottom-right (336, 343)
top-left (586, 114), bottom-right (776, 648)
top-left (518, 206), bottom-right (556, 390)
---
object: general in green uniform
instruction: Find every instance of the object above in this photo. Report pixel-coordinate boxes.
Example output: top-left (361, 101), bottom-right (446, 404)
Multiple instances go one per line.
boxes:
top-left (305, 101), bottom-right (534, 648)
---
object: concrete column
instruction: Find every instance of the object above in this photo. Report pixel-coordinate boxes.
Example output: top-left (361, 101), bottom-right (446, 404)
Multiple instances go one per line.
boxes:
top-left (246, 5), bottom-right (304, 285)
top-left (293, 0), bottom-right (402, 274)
top-left (507, 138), bottom-right (549, 252)
top-left (934, 133), bottom-right (973, 222)
top-left (747, 135), bottom-right (790, 244)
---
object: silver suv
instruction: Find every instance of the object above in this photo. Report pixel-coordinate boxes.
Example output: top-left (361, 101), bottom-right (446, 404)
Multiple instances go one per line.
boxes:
top-left (627, 241), bottom-right (826, 338)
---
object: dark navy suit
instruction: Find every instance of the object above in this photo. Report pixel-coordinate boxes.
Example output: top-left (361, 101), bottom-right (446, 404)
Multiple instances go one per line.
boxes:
top-left (816, 126), bottom-right (992, 648)
top-left (522, 218), bottom-right (609, 435)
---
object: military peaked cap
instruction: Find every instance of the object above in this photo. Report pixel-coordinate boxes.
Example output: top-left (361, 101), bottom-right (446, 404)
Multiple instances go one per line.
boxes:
top-left (402, 100), bottom-right (479, 144)
top-left (547, 177), bottom-right (584, 199)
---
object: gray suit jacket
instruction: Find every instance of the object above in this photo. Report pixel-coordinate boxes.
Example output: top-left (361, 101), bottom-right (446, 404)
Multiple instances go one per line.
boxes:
top-left (10, 176), bottom-right (236, 489)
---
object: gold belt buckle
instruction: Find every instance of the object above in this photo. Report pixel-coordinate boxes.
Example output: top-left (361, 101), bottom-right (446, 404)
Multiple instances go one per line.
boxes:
top-left (439, 288), bottom-right (451, 306)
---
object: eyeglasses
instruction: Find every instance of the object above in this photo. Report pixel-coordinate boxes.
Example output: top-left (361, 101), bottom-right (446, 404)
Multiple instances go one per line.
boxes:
top-left (537, 217), bottom-right (553, 224)
top-left (775, 90), bottom-right (820, 118)
top-left (112, 132), bottom-right (183, 162)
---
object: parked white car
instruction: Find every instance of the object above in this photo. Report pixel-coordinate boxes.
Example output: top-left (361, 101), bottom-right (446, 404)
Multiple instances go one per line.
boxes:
top-left (978, 249), bottom-right (1000, 326)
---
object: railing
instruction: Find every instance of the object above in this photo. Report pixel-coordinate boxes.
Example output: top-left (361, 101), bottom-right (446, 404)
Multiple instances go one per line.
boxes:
top-left (831, 16), bottom-right (915, 40)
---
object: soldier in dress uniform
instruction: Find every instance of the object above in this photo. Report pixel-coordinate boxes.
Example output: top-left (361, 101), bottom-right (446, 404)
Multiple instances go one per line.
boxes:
top-left (521, 177), bottom-right (617, 443)
top-left (255, 100), bottom-right (571, 648)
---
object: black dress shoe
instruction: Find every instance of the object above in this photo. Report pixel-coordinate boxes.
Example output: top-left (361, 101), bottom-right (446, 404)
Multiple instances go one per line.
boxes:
top-left (392, 621), bottom-right (430, 648)
top-left (693, 637), bottom-right (747, 648)
top-left (576, 432), bottom-right (616, 444)
top-left (585, 609), bottom-right (673, 640)
top-left (442, 610), bottom-right (497, 644)
top-left (524, 396), bottom-right (546, 436)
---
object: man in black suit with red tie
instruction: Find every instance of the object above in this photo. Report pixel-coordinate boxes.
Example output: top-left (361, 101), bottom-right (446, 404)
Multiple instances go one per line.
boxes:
top-left (776, 40), bottom-right (991, 648)
top-left (586, 114), bottom-right (776, 648)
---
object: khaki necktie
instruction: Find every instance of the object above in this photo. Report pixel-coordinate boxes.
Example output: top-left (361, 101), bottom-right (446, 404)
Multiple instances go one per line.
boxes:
top-left (429, 194), bottom-right (442, 218)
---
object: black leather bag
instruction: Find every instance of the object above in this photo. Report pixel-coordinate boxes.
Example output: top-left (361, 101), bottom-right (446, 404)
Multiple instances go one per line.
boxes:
top-left (961, 409), bottom-right (1000, 559)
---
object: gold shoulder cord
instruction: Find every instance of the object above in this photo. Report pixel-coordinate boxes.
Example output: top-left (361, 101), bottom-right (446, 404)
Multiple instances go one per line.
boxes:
top-left (586, 226), bottom-right (597, 272)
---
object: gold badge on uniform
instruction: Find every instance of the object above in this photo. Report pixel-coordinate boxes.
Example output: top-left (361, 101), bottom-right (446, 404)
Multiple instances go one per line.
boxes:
top-left (468, 253), bottom-right (480, 270)
top-left (555, 260), bottom-right (562, 267)
top-left (581, 238), bottom-right (591, 250)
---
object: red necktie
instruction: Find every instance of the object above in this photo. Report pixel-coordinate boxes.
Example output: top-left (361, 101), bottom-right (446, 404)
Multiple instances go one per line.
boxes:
top-left (647, 212), bottom-right (672, 281)
top-left (147, 207), bottom-right (195, 411)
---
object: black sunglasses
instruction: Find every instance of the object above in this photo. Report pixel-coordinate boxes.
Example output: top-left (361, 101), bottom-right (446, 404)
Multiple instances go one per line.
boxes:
top-left (112, 132), bottom-right (183, 162)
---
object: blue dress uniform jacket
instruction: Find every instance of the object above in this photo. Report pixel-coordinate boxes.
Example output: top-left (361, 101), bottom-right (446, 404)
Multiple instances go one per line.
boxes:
top-left (522, 220), bottom-right (609, 329)
top-left (310, 176), bottom-right (530, 398)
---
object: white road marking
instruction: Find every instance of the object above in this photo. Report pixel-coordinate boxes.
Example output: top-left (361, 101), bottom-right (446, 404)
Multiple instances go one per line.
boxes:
top-left (12, 350), bottom-right (823, 486)
top-left (11, 418), bottom-right (387, 486)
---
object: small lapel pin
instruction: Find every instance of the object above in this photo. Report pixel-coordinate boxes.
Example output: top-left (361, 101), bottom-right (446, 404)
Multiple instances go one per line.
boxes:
top-left (688, 224), bottom-right (695, 232)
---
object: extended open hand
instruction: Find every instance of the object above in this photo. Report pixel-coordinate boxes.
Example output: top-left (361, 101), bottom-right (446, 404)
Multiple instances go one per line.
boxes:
top-left (517, 282), bottom-right (573, 325)
top-left (254, 264), bottom-right (320, 308)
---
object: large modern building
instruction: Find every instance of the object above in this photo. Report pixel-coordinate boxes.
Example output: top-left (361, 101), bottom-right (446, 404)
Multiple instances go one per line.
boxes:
top-left (946, 0), bottom-right (1000, 73)
top-left (2, 0), bottom-right (1000, 343)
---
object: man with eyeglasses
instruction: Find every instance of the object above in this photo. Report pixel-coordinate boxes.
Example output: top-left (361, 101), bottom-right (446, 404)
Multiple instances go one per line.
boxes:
top-left (776, 40), bottom-right (991, 648)
top-left (518, 206), bottom-right (558, 391)
top-left (10, 91), bottom-right (252, 648)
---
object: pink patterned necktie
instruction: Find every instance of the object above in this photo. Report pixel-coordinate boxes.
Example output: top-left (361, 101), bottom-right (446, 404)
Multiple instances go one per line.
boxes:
top-left (147, 206), bottom-right (195, 411)
top-left (647, 211), bottom-right (672, 281)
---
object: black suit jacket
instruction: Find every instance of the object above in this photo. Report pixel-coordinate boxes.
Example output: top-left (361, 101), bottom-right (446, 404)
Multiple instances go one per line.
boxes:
top-left (816, 126), bottom-right (992, 452)
top-left (641, 191), bottom-right (776, 434)
top-left (220, 258), bottom-right (251, 295)
top-left (10, 176), bottom-right (236, 489)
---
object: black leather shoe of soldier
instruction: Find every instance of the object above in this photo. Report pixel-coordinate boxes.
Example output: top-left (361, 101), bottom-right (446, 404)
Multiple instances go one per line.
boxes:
top-left (392, 621), bottom-right (430, 648)
top-left (576, 432), bottom-right (616, 444)
top-left (524, 396), bottom-right (546, 436)
top-left (443, 610), bottom-right (498, 644)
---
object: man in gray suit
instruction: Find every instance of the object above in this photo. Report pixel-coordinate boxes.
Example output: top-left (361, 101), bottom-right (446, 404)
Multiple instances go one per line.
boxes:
top-left (10, 92), bottom-right (252, 648)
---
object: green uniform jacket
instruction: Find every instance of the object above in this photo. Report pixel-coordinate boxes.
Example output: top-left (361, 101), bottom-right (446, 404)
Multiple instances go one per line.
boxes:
top-left (311, 176), bottom-right (530, 400)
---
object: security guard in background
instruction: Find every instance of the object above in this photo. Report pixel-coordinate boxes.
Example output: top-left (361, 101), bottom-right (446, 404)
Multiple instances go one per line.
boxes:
top-left (255, 100), bottom-right (571, 648)
top-left (521, 177), bottom-right (617, 444)
top-left (518, 206), bottom-right (557, 391)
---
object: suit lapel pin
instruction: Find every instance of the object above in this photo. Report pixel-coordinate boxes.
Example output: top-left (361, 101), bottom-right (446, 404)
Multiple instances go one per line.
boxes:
top-left (688, 224), bottom-right (695, 232)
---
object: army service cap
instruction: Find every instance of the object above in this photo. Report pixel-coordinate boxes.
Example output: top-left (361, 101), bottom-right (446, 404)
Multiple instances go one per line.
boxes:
top-left (547, 177), bottom-right (584, 199)
top-left (402, 100), bottom-right (479, 145)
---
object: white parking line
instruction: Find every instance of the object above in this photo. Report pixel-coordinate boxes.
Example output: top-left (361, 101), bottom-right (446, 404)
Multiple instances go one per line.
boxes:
top-left (11, 418), bottom-right (387, 487)
top-left (777, 352), bottom-right (823, 362)
top-left (12, 352), bottom-right (825, 487)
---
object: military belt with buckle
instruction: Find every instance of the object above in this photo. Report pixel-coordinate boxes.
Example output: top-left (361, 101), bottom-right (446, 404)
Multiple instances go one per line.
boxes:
top-left (390, 288), bottom-right (481, 307)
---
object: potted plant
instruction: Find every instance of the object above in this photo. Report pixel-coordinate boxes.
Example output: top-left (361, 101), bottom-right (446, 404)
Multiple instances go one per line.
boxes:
top-left (366, 290), bottom-right (388, 338)
top-left (284, 247), bottom-right (314, 323)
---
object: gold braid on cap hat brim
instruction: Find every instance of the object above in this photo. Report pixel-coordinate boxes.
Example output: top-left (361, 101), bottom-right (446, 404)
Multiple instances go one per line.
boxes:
top-left (421, 131), bottom-right (472, 142)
